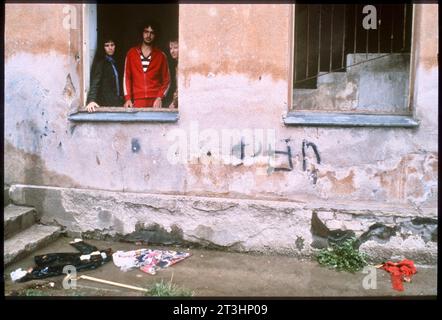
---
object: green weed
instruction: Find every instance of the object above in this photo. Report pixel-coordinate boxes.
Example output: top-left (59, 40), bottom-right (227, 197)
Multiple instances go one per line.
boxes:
top-left (316, 238), bottom-right (368, 273)
top-left (146, 279), bottom-right (194, 297)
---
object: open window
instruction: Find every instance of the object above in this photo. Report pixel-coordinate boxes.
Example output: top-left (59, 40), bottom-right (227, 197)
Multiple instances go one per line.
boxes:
top-left (71, 4), bottom-right (179, 123)
top-left (286, 4), bottom-right (418, 127)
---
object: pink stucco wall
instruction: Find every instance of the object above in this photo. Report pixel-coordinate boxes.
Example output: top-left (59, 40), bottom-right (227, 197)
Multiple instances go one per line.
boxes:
top-left (4, 4), bottom-right (438, 210)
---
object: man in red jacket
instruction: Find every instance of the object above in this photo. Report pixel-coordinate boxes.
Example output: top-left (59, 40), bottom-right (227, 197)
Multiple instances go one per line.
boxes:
top-left (123, 21), bottom-right (170, 108)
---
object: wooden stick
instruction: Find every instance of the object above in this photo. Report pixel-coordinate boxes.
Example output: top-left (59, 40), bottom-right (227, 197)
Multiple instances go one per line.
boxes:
top-left (78, 275), bottom-right (149, 293)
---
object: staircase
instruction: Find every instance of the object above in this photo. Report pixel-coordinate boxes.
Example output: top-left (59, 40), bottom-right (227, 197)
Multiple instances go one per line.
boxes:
top-left (4, 185), bottom-right (62, 266)
top-left (293, 53), bottom-right (411, 114)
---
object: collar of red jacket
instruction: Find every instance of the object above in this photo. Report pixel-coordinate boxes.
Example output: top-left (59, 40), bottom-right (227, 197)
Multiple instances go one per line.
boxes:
top-left (136, 46), bottom-right (160, 56)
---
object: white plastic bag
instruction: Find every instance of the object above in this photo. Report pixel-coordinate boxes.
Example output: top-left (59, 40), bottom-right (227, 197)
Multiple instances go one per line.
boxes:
top-left (10, 268), bottom-right (27, 282)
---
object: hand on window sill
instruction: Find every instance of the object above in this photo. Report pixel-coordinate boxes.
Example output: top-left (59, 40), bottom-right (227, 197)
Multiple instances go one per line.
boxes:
top-left (124, 100), bottom-right (133, 108)
top-left (153, 97), bottom-right (162, 108)
top-left (86, 102), bottom-right (100, 113)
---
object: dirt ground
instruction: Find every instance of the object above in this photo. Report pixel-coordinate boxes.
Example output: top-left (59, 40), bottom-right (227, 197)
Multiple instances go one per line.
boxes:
top-left (3, 237), bottom-right (437, 297)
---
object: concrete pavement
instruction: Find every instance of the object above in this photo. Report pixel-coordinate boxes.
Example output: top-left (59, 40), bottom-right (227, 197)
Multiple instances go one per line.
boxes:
top-left (3, 237), bottom-right (437, 297)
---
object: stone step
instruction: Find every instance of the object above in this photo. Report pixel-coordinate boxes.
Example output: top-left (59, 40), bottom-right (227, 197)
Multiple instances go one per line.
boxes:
top-left (345, 53), bottom-right (411, 113)
top-left (4, 205), bottom-right (37, 239)
top-left (316, 71), bottom-right (347, 86)
top-left (4, 224), bottom-right (62, 266)
top-left (4, 186), bottom-right (10, 207)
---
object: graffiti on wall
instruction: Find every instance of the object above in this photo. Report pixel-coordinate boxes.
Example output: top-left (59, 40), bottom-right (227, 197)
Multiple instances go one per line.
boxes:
top-left (230, 136), bottom-right (321, 182)
top-left (302, 140), bottom-right (321, 184)
top-left (165, 125), bottom-right (322, 182)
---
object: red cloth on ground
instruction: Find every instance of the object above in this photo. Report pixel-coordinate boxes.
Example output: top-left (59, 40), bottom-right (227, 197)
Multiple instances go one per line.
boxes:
top-left (381, 259), bottom-right (417, 291)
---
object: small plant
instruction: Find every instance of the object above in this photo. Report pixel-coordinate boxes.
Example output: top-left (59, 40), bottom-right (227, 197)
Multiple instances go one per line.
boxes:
top-left (23, 289), bottom-right (47, 296)
top-left (316, 237), bottom-right (368, 273)
top-left (146, 280), bottom-right (194, 297)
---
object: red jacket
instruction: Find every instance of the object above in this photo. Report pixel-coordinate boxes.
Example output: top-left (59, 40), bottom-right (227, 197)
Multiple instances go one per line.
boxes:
top-left (123, 46), bottom-right (170, 106)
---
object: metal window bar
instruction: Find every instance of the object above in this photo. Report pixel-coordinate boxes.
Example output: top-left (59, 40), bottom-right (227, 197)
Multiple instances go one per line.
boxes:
top-left (317, 5), bottom-right (322, 75)
top-left (341, 5), bottom-right (346, 69)
top-left (390, 6), bottom-right (394, 53)
top-left (294, 4), bottom-right (410, 86)
top-left (294, 52), bottom-right (396, 85)
top-left (378, 5), bottom-right (381, 53)
top-left (366, 27), bottom-right (369, 60)
top-left (329, 5), bottom-right (334, 72)
top-left (306, 6), bottom-right (310, 78)
top-left (353, 4), bottom-right (357, 54)
top-left (402, 4), bottom-right (407, 50)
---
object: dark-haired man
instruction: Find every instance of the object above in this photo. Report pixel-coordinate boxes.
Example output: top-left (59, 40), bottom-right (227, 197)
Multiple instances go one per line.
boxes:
top-left (86, 38), bottom-right (123, 112)
top-left (123, 22), bottom-right (170, 108)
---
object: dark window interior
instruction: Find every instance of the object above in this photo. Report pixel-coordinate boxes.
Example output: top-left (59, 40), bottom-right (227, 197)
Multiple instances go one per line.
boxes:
top-left (96, 4), bottom-right (179, 94)
top-left (293, 4), bottom-right (413, 88)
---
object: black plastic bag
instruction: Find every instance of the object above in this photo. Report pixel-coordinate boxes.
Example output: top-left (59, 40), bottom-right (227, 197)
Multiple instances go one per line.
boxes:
top-left (15, 241), bottom-right (112, 282)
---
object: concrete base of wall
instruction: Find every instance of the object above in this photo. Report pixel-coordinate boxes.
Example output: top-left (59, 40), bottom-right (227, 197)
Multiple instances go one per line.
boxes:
top-left (9, 184), bottom-right (437, 264)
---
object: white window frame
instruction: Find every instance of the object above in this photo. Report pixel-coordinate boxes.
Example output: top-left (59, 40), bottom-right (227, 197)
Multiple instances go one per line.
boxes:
top-left (71, 3), bottom-right (178, 123)
top-left (81, 4), bottom-right (97, 107)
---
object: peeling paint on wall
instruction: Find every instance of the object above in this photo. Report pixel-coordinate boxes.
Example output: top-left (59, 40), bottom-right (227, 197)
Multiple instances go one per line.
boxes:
top-left (374, 152), bottom-right (438, 203)
top-left (5, 141), bottom-right (80, 187)
top-left (3, 4), bottom-right (438, 260)
top-left (63, 74), bottom-right (76, 103)
top-left (5, 4), bottom-right (74, 58)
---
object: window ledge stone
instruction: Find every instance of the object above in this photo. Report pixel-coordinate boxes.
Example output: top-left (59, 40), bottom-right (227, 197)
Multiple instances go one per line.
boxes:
top-left (68, 109), bottom-right (179, 123)
top-left (284, 111), bottom-right (419, 128)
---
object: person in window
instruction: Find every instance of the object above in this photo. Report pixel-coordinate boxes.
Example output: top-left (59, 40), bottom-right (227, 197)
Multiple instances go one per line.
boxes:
top-left (86, 38), bottom-right (123, 112)
top-left (164, 38), bottom-right (178, 109)
top-left (123, 21), bottom-right (170, 108)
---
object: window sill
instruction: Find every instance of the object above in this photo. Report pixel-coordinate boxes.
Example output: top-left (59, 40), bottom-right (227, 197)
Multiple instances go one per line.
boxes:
top-left (68, 107), bottom-right (179, 123)
top-left (283, 111), bottom-right (419, 128)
